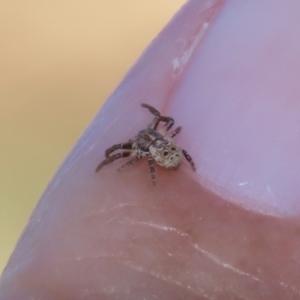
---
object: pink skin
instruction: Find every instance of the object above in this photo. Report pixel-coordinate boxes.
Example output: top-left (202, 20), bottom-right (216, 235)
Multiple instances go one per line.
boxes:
top-left (1, 0), bottom-right (300, 298)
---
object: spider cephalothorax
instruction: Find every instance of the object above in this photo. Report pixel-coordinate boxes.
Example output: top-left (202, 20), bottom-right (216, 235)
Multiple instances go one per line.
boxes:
top-left (96, 103), bottom-right (196, 185)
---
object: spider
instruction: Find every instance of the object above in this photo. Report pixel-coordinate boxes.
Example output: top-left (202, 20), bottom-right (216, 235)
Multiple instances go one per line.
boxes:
top-left (95, 103), bottom-right (196, 185)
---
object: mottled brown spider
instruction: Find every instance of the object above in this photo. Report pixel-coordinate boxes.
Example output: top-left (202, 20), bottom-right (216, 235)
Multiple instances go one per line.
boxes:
top-left (95, 103), bottom-right (196, 185)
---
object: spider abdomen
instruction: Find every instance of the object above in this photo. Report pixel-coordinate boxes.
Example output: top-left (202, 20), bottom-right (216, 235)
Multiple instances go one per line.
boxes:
top-left (149, 140), bottom-right (183, 170)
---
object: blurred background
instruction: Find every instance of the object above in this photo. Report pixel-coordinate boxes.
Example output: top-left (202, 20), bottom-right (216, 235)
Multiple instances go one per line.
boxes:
top-left (0, 1), bottom-right (185, 273)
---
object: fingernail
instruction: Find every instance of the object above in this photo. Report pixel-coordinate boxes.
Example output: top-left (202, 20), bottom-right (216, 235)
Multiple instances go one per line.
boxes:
top-left (170, 0), bottom-right (300, 216)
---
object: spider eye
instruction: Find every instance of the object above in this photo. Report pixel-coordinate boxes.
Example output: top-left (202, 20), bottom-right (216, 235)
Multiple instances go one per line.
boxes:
top-left (171, 147), bottom-right (176, 151)
top-left (163, 151), bottom-right (169, 156)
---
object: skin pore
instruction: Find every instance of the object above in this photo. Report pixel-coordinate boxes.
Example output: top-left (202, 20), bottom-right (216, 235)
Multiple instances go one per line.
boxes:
top-left (1, 0), bottom-right (300, 299)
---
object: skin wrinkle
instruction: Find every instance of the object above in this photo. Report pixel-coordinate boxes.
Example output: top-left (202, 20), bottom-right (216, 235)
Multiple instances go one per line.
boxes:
top-left (123, 258), bottom-right (248, 300)
top-left (192, 243), bottom-right (260, 282)
top-left (84, 202), bottom-right (161, 219)
top-left (80, 196), bottom-right (300, 297)
top-left (128, 219), bottom-right (262, 283)
top-left (58, 252), bottom-right (125, 264)
top-left (123, 218), bottom-right (300, 298)
top-left (77, 209), bottom-right (255, 298)
top-left (279, 282), bottom-right (300, 297)
top-left (122, 261), bottom-right (209, 299)
top-left (58, 253), bottom-right (209, 299)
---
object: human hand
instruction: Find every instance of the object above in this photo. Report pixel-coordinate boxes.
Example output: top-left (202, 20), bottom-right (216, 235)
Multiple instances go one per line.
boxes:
top-left (1, 0), bottom-right (300, 299)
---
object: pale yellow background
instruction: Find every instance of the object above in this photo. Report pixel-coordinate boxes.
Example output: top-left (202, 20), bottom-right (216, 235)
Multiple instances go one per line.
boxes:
top-left (0, 1), bottom-right (185, 273)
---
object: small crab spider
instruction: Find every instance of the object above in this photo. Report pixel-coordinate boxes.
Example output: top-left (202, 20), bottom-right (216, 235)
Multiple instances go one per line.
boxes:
top-left (95, 103), bottom-right (196, 185)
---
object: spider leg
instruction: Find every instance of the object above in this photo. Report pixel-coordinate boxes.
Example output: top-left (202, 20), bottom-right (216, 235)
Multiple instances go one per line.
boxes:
top-left (95, 151), bottom-right (132, 172)
top-left (149, 116), bottom-right (161, 130)
top-left (182, 149), bottom-right (196, 171)
top-left (105, 142), bottom-right (134, 157)
top-left (147, 155), bottom-right (156, 186)
top-left (118, 155), bottom-right (142, 171)
top-left (141, 103), bottom-right (160, 116)
top-left (141, 104), bottom-right (174, 131)
top-left (170, 126), bottom-right (182, 138)
top-left (159, 115), bottom-right (174, 131)
top-left (141, 103), bottom-right (162, 130)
